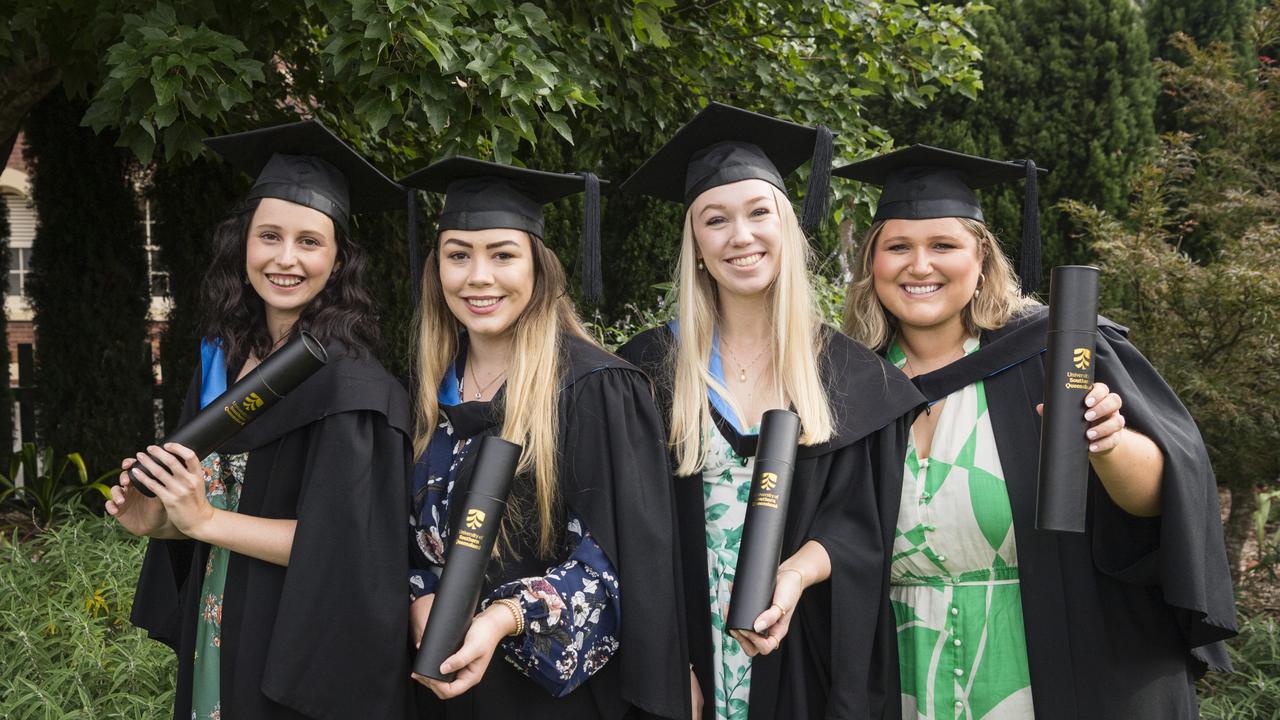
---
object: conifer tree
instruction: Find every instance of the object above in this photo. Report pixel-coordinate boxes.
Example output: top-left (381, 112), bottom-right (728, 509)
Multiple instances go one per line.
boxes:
top-left (24, 93), bottom-right (152, 470)
top-left (871, 0), bottom-right (1157, 282)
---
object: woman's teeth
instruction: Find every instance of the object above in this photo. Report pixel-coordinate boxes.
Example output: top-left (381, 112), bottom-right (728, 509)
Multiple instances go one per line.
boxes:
top-left (269, 275), bottom-right (303, 287)
top-left (904, 284), bottom-right (941, 295)
top-left (728, 253), bottom-right (764, 267)
top-left (467, 297), bottom-right (500, 308)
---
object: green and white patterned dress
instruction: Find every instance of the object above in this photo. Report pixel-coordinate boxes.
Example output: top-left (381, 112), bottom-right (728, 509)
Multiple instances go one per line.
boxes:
top-left (703, 426), bottom-right (758, 720)
top-left (191, 451), bottom-right (249, 720)
top-left (889, 338), bottom-right (1035, 719)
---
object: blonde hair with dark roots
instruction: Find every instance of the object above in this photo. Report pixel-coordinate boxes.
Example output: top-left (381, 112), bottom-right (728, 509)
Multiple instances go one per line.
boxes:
top-left (840, 217), bottom-right (1039, 351)
top-left (413, 235), bottom-right (592, 558)
top-left (669, 187), bottom-right (834, 476)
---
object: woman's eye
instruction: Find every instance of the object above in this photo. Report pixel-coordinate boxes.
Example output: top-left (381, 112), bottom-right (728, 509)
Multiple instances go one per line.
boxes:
top-left (705, 216), bottom-right (726, 227)
top-left (447, 251), bottom-right (468, 261)
top-left (260, 232), bottom-right (279, 242)
top-left (885, 243), bottom-right (909, 252)
top-left (300, 236), bottom-right (320, 247)
top-left (933, 242), bottom-right (957, 251)
top-left (494, 252), bottom-right (515, 261)
top-left (750, 207), bottom-right (771, 217)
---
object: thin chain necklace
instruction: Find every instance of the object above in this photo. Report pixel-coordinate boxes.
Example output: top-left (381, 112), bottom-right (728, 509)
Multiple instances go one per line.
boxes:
top-left (720, 336), bottom-right (770, 383)
top-left (460, 356), bottom-right (507, 401)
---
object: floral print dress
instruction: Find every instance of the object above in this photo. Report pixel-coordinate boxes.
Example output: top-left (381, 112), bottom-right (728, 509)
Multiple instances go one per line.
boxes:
top-left (888, 338), bottom-right (1035, 719)
top-left (191, 451), bottom-right (249, 720)
top-left (409, 408), bottom-right (621, 697)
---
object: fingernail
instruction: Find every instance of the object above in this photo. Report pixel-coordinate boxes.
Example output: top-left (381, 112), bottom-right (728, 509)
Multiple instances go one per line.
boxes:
top-left (1086, 397), bottom-right (1096, 407)
top-left (1087, 430), bottom-right (1097, 439)
top-left (1084, 411), bottom-right (1096, 421)
top-left (754, 622), bottom-right (766, 633)
top-left (1089, 444), bottom-right (1099, 452)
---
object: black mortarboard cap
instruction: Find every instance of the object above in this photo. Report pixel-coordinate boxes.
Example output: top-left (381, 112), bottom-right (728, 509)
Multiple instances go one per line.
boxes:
top-left (400, 157), bottom-right (606, 304)
top-left (619, 102), bottom-right (834, 235)
top-left (203, 120), bottom-right (405, 233)
top-left (834, 145), bottom-right (1049, 292)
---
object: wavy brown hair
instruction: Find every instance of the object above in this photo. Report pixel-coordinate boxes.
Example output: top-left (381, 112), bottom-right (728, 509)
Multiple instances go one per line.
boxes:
top-left (199, 200), bottom-right (379, 369)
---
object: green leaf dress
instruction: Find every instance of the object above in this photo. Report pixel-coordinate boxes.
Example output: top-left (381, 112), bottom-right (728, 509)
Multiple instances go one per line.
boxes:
top-left (889, 338), bottom-right (1035, 719)
top-left (703, 425), bottom-right (758, 720)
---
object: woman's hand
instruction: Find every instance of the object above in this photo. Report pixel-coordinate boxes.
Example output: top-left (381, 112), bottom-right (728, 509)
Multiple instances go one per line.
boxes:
top-left (127, 443), bottom-right (215, 539)
top-left (412, 604), bottom-right (515, 699)
top-left (106, 457), bottom-right (170, 537)
top-left (1035, 381), bottom-right (1125, 455)
top-left (410, 594), bottom-right (435, 648)
top-left (730, 567), bottom-right (805, 657)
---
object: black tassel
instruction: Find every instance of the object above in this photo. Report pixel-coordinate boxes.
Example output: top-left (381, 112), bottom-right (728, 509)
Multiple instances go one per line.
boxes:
top-left (406, 189), bottom-right (421, 307)
top-left (800, 124), bottom-right (834, 237)
top-left (578, 172), bottom-right (603, 305)
top-left (1019, 159), bottom-right (1042, 294)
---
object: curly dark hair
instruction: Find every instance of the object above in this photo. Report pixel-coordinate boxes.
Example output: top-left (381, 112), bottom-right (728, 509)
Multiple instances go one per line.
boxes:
top-left (199, 199), bottom-right (379, 369)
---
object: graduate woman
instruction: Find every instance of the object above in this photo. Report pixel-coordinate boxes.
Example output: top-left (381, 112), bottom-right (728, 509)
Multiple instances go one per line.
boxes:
top-left (397, 158), bottom-right (687, 719)
top-left (835, 145), bottom-right (1237, 719)
top-left (109, 121), bottom-right (415, 719)
top-left (617, 103), bottom-right (923, 720)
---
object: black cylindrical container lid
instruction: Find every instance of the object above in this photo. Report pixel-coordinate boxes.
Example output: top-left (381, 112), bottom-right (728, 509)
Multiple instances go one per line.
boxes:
top-left (258, 331), bottom-right (329, 397)
top-left (756, 409), bottom-right (801, 465)
top-left (468, 436), bottom-right (522, 501)
top-left (1047, 266), bottom-right (1100, 333)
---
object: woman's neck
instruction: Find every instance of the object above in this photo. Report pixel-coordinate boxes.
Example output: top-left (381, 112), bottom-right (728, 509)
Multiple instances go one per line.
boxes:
top-left (467, 331), bottom-right (513, 374)
top-left (896, 316), bottom-right (969, 376)
top-left (716, 290), bottom-right (772, 348)
top-left (263, 308), bottom-right (299, 354)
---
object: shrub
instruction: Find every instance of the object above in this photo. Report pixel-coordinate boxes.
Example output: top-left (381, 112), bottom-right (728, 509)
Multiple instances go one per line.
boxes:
top-left (1199, 613), bottom-right (1280, 719)
top-left (0, 518), bottom-right (174, 717)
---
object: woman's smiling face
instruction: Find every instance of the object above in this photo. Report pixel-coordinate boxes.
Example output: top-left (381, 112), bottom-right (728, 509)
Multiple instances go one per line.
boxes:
top-left (871, 216), bottom-right (984, 332)
top-left (437, 227), bottom-right (535, 341)
top-left (689, 178), bottom-right (784, 301)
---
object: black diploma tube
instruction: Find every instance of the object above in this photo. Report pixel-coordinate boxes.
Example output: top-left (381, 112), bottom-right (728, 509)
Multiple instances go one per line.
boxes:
top-left (1036, 265), bottom-right (1101, 532)
top-left (726, 409), bottom-right (802, 632)
top-left (414, 435), bottom-right (522, 681)
top-left (129, 332), bottom-right (328, 497)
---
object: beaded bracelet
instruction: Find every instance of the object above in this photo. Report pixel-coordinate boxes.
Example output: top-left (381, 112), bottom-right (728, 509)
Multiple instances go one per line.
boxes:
top-left (494, 597), bottom-right (525, 637)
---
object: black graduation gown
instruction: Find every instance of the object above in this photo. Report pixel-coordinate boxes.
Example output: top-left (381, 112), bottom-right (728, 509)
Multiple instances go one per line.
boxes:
top-left (130, 342), bottom-right (415, 720)
top-left (617, 326), bottom-right (924, 720)
top-left (415, 334), bottom-right (688, 720)
top-left (888, 306), bottom-right (1238, 719)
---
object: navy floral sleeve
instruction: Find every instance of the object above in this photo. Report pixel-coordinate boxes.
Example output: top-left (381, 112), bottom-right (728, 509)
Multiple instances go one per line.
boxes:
top-left (408, 416), bottom-right (621, 696)
top-left (482, 514), bottom-right (621, 697)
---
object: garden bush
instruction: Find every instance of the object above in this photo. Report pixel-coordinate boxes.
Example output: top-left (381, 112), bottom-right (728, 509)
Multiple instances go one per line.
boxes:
top-left (0, 518), bottom-right (174, 718)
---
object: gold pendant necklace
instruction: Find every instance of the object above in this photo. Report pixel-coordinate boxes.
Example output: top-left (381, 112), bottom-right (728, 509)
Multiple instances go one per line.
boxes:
top-left (721, 337), bottom-right (770, 383)
top-left (461, 357), bottom-right (507, 400)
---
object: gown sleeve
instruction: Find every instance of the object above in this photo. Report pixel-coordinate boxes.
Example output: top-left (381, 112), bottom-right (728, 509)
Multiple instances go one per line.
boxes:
top-left (258, 409), bottom-right (415, 720)
top-left (1088, 323), bottom-right (1237, 656)
top-left (483, 511), bottom-right (621, 698)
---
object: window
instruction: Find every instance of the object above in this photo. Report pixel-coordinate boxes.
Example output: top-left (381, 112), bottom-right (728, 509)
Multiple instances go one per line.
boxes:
top-left (3, 189), bottom-right (35, 298)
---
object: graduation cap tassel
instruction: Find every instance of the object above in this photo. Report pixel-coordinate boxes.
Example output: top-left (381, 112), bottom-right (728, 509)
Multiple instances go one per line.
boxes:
top-left (578, 171), bottom-right (603, 305)
top-left (1019, 159), bottom-right (1043, 295)
top-left (800, 125), bottom-right (834, 237)
top-left (406, 189), bottom-right (422, 307)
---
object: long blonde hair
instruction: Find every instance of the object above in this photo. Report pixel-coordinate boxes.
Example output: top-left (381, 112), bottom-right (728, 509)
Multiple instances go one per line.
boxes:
top-left (840, 217), bottom-right (1039, 351)
top-left (413, 235), bottom-right (592, 557)
top-left (669, 187), bottom-right (834, 476)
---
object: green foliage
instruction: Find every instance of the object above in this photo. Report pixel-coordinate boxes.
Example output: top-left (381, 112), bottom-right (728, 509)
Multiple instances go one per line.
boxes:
top-left (1253, 488), bottom-right (1280, 574)
top-left (147, 157), bottom-right (246, 431)
top-left (0, 443), bottom-right (113, 530)
top-left (1199, 614), bottom-right (1280, 719)
top-left (1147, 0), bottom-right (1254, 63)
top-left (24, 93), bottom-right (155, 474)
top-left (870, 0), bottom-right (1158, 284)
top-left (0, 518), bottom-right (175, 717)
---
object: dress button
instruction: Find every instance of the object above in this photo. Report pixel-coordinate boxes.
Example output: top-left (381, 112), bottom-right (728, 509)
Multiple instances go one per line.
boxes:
top-left (955, 700), bottom-right (964, 709)
top-left (953, 668), bottom-right (964, 676)
top-left (937, 555), bottom-right (947, 563)
top-left (950, 607), bottom-right (959, 616)
top-left (949, 576), bottom-right (959, 584)
top-left (953, 638), bottom-right (962, 647)
top-left (921, 492), bottom-right (932, 500)
top-left (925, 524), bottom-right (936, 531)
